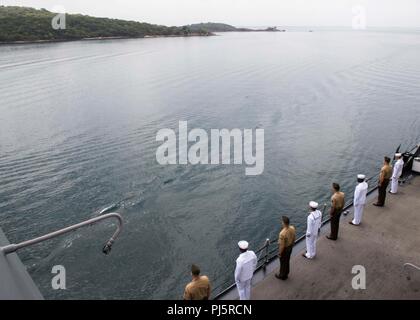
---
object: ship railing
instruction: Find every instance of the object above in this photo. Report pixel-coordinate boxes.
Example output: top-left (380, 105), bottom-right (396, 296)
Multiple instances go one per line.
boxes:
top-left (211, 176), bottom-right (380, 299)
top-left (210, 204), bottom-right (329, 297)
top-left (403, 263), bottom-right (420, 286)
top-left (404, 263), bottom-right (420, 273)
top-left (0, 213), bottom-right (123, 256)
top-left (212, 144), bottom-right (420, 299)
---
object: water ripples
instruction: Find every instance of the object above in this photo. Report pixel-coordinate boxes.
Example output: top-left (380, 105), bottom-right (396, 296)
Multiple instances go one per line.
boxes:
top-left (1, 31), bottom-right (420, 299)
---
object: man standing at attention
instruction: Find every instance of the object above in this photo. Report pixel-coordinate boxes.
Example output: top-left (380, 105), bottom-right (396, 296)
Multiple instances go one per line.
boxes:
top-left (349, 174), bottom-right (368, 226)
top-left (327, 183), bottom-right (345, 240)
top-left (276, 216), bottom-right (296, 280)
top-left (390, 153), bottom-right (404, 194)
top-left (234, 241), bottom-right (257, 300)
top-left (183, 264), bottom-right (211, 300)
top-left (303, 201), bottom-right (322, 259)
top-left (373, 157), bottom-right (393, 206)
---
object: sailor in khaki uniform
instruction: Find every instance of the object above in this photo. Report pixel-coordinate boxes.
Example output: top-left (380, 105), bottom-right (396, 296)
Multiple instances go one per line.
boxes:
top-left (327, 183), bottom-right (345, 240)
top-left (234, 241), bottom-right (257, 300)
top-left (374, 157), bottom-right (393, 207)
top-left (303, 201), bottom-right (322, 259)
top-left (275, 216), bottom-right (296, 280)
top-left (349, 174), bottom-right (368, 226)
top-left (390, 153), bottom-right (404, 194)
top-left (183, 264), bottom-right (211, 300)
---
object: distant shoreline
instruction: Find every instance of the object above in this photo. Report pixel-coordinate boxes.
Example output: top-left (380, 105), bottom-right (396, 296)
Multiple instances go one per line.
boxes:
top-left (0, 33), bottom-right (216, 46)
top-left (0, 6), bottom-right (287, 46)
top-left (0, 30), bottom-right (289, 46)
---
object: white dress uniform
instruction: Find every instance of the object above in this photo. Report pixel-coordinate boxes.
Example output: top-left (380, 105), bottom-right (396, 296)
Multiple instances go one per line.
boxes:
top-left (390, 155), bottom-right (404, 194)
top-left (305, 202), bottom-right (322, 259)
top-left (352, 176), bottom-right (368, 225)
top-left (235, 241), bottom-right (257, 300)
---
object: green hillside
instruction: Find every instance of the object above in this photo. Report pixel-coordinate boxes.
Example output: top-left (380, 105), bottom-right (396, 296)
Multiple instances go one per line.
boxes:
top-left (0, 6), bottom-right (211, 42)
top-left (186, 22), bottom-right (251, 32)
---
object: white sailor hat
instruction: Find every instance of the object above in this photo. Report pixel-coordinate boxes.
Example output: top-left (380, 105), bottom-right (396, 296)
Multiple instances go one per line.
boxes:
top-left (238, 241), bottom-right (249, 250)
top-left (395, 153), bottom-right (402, 157)
top-left (357, 174), bottom-right (366, 180)
top-left (309, 201), bottom-right (318, 209)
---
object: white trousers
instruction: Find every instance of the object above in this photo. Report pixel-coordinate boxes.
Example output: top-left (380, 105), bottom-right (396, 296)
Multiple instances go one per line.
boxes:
top-left (236, 279), bottom-right (252, 300)
top-left (390, 177), bottom-right (399, 193)
top-left (305, 235), bottom-right (317, 259)
top-left (352, 204), bottom-right (365, 225)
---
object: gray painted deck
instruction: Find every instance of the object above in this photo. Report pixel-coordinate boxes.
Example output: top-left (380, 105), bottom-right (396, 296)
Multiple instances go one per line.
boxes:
top-left (0, 229), bottom-right (43, 300)
top-left (250, 176), bottom-right (420, 299)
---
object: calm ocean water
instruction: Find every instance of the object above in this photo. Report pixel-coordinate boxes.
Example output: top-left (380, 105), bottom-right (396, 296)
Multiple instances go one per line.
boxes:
top-left (1, 30), bottom-right (420, 299)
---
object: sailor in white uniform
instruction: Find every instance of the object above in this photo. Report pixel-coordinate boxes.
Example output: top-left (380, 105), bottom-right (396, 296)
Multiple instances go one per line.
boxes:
top-left (390, 153), bottom-right (404, 194)
top-left (234, 240), bottom-right (257, 300)
top-left (303, 201), bottom-right (322, 259)
top-left (350, 174), bottom-right (368, 226)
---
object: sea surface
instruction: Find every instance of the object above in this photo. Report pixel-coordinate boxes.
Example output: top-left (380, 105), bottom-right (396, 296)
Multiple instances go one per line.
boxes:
top-left (1, 30), bottom-right (420, 299)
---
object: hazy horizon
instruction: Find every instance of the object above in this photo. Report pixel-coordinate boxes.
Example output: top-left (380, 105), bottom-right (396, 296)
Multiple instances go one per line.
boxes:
top-left (1, 0), bottom-right (420, 28)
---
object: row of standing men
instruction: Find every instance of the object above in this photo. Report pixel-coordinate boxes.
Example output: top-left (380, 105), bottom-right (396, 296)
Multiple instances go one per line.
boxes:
top-left (183, 154), bottom-right (405, 300)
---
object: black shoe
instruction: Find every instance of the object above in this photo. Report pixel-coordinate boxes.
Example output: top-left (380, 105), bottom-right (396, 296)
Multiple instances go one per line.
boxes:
top-left (373, 203), bottom-right (383, 207)
top-left (275, 273), bottom-right (287, 280)
top-left (326, 235), bottom-right (337, 240)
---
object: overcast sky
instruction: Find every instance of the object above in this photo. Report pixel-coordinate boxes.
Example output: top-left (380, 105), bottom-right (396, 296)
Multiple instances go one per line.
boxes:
top-left (2, 0), bottom-right (420, 27)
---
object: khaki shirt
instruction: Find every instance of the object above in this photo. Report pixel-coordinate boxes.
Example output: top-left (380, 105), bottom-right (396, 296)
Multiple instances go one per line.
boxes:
top-left (331, 191), bottom-right (345, 211)
top-left (183, 276), bottom-right (211, 300)
top-left (380, 164), bottom-right (392, 182)
top-left (278, 226), bottom-right (296, 252)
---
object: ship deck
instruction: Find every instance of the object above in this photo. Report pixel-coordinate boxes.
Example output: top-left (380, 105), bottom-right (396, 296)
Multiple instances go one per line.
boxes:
top-left (1, 177), bottom-right (419, 300)
top-left (0, 229), bottom-right (43, 299)
top-left (250, 175), bottom-right (420, 300)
